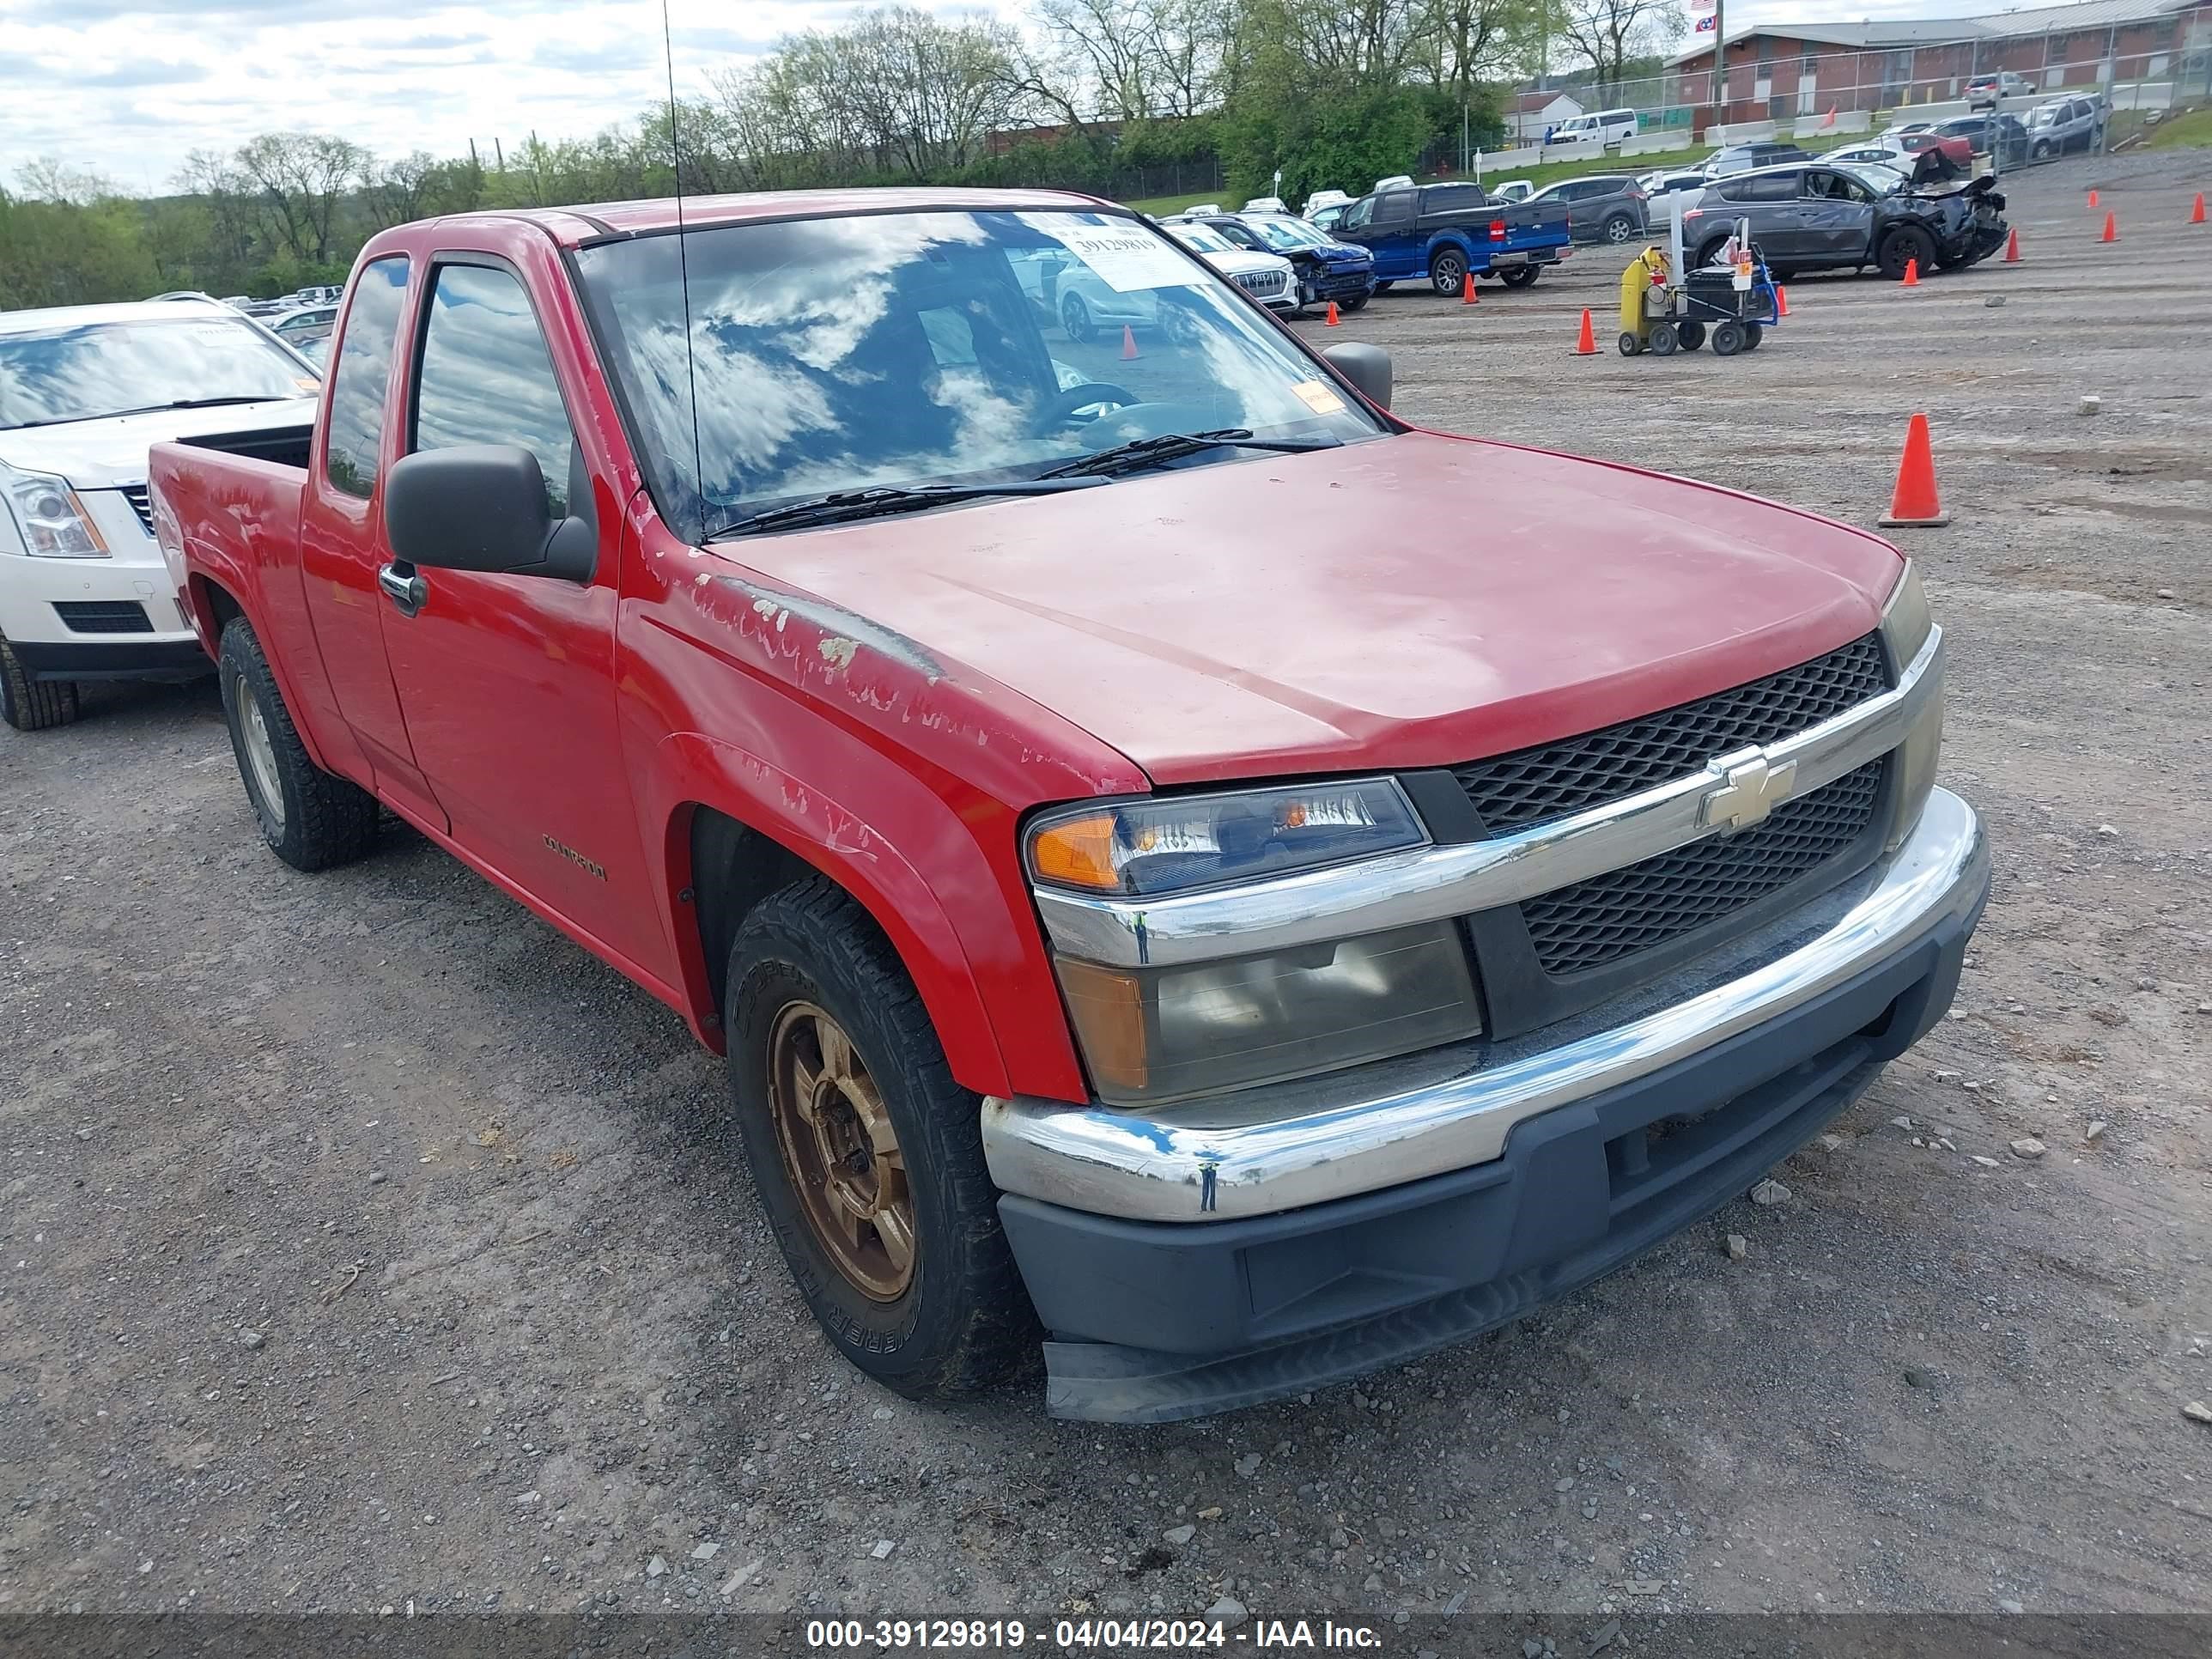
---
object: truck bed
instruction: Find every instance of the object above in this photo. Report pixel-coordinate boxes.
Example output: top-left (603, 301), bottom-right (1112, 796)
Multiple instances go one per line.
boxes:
top-left (179, 422), bottom-right (314, 474)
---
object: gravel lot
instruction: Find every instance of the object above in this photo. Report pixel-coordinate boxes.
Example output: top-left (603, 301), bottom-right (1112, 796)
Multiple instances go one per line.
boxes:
top-left (3, 148), bottom-right (2209, 1644)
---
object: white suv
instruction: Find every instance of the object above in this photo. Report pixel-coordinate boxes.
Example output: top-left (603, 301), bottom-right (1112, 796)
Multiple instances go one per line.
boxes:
top-left (0, 299), bottom-right (320, 729)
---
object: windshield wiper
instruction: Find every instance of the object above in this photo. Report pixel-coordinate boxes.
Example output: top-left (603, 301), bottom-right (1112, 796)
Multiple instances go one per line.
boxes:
top-left (1038, 428), bottom-right (1340, 480)
top-left (706, 477), bottom-right (1105, 539)
top-left (15, 396), bottom-right (298, 430)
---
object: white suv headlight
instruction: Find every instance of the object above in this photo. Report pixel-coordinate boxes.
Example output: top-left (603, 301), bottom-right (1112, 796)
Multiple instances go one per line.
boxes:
top-left (2, 469), bottom-right (111, 558)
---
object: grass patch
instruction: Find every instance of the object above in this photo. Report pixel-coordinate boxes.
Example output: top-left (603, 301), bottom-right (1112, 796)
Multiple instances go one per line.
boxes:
top-left (2146, 107), bottom-right (2212, 149)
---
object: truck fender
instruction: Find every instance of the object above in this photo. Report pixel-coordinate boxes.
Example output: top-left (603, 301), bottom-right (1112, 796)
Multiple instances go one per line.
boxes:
top-left (644, 730), bottom-right (1063, 1103)
top-left (169, 498), bottom-right (362, 787)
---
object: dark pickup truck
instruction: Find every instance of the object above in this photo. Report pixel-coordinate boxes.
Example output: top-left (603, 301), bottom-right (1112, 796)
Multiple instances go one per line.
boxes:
top-left (1330, 180), bottom-right (1574, 294)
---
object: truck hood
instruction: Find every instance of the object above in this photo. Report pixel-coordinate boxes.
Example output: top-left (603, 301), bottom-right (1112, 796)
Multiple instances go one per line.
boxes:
top-left (725, 431), bottom-right (1905, 787)
top-left (0, 398), bottom-right (318, 488)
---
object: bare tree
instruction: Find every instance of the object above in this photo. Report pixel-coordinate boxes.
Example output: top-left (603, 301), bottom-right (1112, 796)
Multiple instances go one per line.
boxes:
top-left (15, 157), bottom-right (117, 206)
top-left (233, 131), bottom-right (368, 263)
top-left (361, 150), bottom-right (439, 230)
top-left (1556, 0), bottom-right (1681, 102)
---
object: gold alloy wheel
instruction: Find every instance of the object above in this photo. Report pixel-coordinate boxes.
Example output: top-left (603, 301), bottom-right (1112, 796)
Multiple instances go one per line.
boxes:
top-left (765, 1001), bottom-right (916, 1302)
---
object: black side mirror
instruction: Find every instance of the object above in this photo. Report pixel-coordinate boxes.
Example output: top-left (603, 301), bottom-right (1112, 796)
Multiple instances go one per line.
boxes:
top-left (384, 444), bottom-right (596, 582)
top-left (1322, 342), bottom-right (1392, 410)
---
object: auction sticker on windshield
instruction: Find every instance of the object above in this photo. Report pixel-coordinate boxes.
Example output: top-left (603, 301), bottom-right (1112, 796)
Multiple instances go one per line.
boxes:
top-left (1036, 218), bottom-right (1201, 293)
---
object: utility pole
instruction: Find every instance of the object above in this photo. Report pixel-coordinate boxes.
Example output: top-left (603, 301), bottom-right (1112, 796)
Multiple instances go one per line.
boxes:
top-left (1713, 0), bottom-right (1726, 125)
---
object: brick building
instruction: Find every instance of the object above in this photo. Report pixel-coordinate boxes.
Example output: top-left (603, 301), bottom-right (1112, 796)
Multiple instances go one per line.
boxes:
top-left (1668, 0), bottom-right (2212, 123)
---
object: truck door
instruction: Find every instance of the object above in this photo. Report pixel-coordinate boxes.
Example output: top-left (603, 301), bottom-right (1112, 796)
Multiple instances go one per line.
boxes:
top-left (1369, 191), bottom-right (1424, 277)
top-left (298, 253), bottom-right (447, 830)
top-left (1336, 191), bottom-right (1419, 279)
top-left (371, 252), bottom-right (668, 981)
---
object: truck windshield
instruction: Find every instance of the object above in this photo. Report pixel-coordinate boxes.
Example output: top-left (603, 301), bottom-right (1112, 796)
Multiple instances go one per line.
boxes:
top-left (574, 209), bottom-right (1385, 544)
top-left (0, 317), bottom-right (314, 430)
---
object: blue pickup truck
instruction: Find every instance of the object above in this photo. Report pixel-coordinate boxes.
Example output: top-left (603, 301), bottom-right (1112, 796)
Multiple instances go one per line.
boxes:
top-left (1329, 180), bottom-right (1574, 294)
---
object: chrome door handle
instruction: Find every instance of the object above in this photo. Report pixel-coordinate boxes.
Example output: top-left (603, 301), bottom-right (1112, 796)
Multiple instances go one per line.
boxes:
top-left (377, 562), bottom-right (428, 617)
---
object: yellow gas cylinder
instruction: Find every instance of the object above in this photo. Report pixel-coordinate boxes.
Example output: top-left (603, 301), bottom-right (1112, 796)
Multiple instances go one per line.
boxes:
top-left (1618, 247), bottom-right (1668, 343)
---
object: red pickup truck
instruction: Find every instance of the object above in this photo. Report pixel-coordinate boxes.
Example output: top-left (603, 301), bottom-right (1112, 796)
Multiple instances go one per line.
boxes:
top-left (150, 189), bottom-right (1986, 1423)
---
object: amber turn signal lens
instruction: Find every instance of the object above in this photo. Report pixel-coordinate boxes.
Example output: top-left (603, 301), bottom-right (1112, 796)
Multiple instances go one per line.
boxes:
top-left (1030, 813), bottom-right (1121, 890)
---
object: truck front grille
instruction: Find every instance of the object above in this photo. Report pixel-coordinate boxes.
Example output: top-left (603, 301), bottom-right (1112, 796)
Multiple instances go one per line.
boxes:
top-left (1518, 760), bottom-right (1885, 975)
top-left (1452, 633), bottom-right (1893, 981)
top-left (1453, 634), bottom-right (1888, 832)
top-left (117, 484), bottom-right (155, 535)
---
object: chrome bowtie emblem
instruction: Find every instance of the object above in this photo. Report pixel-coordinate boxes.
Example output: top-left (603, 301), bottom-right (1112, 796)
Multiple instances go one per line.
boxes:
top-left (1700, 750), bottom-right (1799, 833)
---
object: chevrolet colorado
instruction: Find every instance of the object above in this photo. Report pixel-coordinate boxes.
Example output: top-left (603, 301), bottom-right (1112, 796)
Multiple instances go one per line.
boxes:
top-left (150, 189), bottom-right (1987, 1422)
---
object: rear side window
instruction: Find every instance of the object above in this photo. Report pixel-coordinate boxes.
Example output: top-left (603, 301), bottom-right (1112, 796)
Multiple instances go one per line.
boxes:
top-left (1421, 185), bottom-right (1484, 212)
top-left (1372, 191), bottom-right (1417, 227)
top-left (1724, 173), bottom-right (1799, 203)
top-left (412, 263), bottom-right (575, 517)
top-left (323, 256), bottom-right (408, 499)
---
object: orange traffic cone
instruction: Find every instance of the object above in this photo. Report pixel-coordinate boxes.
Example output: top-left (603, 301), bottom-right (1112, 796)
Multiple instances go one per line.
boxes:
top-left (1572, 308), bottom-right (1597, 356)
top-left (2100, 210), bottom-right (2118, 243)
top-left (1120, 325), bottom-right (1139, 360)
top-left (2003, 227), bottom-right (2021, 263)
top-left (1879, 414), bottom-right (1949, 528)
top-left (2193, 191), bottom-right (2207, 225)
top-left (1462, 271), bottom-right (1479, 304)
top-left (1901, 256), bottom-right (1919, 287)
top-left (1325, 300), bottom-right (1340, 326)
top-left (1776, 284), bottom-right (1790, 317)
top-left (2087, 188), bottom-right (2099, 208)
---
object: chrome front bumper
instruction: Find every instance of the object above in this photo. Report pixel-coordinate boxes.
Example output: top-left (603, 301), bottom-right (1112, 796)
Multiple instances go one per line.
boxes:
top-left (983, 785), bottom-right (1987, 1224)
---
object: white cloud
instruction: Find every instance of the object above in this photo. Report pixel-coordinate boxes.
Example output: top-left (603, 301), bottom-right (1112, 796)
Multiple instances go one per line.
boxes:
top-left (3, 2), bottom-right (2015, 195)
top-left (0, 0), bottom-right (1016, 194)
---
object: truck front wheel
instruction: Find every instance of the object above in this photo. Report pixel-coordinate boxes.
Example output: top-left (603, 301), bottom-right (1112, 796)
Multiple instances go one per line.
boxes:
top-left (217, 617), bottom-right (380, 871)
top-left (0, 635), bottom-right (80, 731)
top-left (726, 878), bottom-right (1036, 1400)
top-left (1427, 249), bottom-right (1468, 295)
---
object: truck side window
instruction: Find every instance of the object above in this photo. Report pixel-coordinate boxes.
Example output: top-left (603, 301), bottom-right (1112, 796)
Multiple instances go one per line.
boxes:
top-left (412, 263), bottom-right (574, 517)
top-left (1372, 192), bottom-right (1415, 228)
top-left (323, 256), bottom-right (409, 500)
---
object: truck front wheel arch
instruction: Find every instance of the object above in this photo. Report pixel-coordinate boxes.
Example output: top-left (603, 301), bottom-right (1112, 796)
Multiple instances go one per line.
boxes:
top-left (721, 875), bottom-right (1039, 1399)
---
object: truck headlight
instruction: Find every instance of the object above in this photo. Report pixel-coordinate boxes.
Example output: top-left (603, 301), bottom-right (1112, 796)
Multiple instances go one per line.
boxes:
top-left (1028, 780), bottom-right (1425, 896)
top-left (2, 469), bottom-right (110, 558)
top-left (1881, 561), bottom-right (1942, 848)
top-left (1054, 921), bottom-right (1482, 1106)
top-left (1029, 782), bottom-right (1482, 1104)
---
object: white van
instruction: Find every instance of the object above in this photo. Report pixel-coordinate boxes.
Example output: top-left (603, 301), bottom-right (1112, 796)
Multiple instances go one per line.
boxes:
top-left (1547, 109), bottom-right (1639, 147)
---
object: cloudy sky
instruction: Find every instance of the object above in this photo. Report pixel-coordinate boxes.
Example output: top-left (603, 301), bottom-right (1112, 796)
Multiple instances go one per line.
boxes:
top-left (2, 0), bottom-right (2008, 194)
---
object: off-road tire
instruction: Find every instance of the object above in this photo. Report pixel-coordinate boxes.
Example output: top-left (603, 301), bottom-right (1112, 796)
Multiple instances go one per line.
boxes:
top-left (0, 635), bottom-right (79, 731)
top-left (726, 878), bottom-right (1037, 1400)
top-left (217, 617), bottom-right (379, 871)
